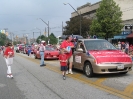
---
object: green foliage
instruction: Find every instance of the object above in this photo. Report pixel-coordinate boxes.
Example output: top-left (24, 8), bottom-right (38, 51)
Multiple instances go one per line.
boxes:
top-left (90, 0), bottom-right (123, 39)
top-left (63, 17), bottom-right (92, 37)
top-left (13, 41), bottom-right (21, 45)
top-left (49, 33), bottom-right (58, 44)
top-left (36, 33), bottom-right (57, 44)
top-left (0, 33), bottom-right (8, 45)
top-left (36, 35), bottom-right (48, 44)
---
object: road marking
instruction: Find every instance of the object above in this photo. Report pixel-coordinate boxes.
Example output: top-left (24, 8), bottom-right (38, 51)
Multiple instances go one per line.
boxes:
top-left (17, 54), bottom-right (133, 99)
top-left (94, 78), bottom-right (107, 84)
top-left (124, 82), bottom-right (133, 94)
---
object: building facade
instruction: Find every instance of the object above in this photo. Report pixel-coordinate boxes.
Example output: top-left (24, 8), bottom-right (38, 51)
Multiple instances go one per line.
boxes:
top-left (71, 0), bottom-right (133, 33)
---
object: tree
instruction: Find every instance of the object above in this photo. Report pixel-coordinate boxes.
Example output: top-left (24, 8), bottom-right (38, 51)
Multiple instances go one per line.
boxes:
top-left (0, 33), bottom-right (8, 45)
top-left (63, 17), bottom-right (92, 37)
top-left (36, 33), bottom-right (57, 44)
top-left (49, 33), bottom-right (58, 44)
top-left (90, 0), bottom-right (123, 39)
top-left (36, 35), bottom-right (48, 44)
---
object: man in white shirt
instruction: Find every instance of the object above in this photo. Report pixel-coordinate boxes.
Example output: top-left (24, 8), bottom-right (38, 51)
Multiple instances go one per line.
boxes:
top-left (39, 41), bottom-right (46, 66)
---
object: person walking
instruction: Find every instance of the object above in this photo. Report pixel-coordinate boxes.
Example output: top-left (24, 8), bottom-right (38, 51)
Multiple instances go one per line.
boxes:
top-left (4, 42), bottom-right (14, 78)
top-left (60, 35), bottom-right (74, 74)
top-left (27, 47), bottom-right (31, 57)
top-left (39, 41), bottom-right (46, 67)
top-left (59, 49), bottom-right (68, 80)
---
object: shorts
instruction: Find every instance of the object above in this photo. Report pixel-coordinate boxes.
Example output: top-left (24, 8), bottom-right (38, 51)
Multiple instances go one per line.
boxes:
top-left (61, 66), bottom-right (68, 71)
top-left (67, 55), bottom-right (73, 63)
top-left (125, 48), bottom-right (129, 54)
top-left (5, 58), bottom-right (13, 66)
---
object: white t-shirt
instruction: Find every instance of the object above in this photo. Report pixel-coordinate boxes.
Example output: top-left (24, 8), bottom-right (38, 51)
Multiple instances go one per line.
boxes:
top-left (118, 44), bottom-right (121, 49)
top-left (125, 43), bottom-right (129, 49)
top-left (39, 44), bottom-right (45, 51)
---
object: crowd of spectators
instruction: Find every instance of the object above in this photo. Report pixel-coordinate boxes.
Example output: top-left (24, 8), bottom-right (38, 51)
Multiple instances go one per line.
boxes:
top-left (113, 41), bottom-right (133, 60)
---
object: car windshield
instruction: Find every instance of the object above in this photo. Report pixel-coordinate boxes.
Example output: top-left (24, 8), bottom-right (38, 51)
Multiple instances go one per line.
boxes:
top-left (84, 40), bottom-right (117, 50)
top-left (45, 46), bottom-right (56, 51)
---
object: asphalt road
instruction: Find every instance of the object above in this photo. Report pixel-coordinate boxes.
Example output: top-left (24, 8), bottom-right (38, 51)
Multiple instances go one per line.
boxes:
top-left (0, 52), bottom-right (133, 99)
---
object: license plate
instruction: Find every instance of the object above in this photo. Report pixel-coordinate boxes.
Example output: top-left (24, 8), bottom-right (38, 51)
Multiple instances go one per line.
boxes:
top-left (117, 64), bottom-right (124, 70)
top-left (53, 56), bottom-right (57, 57)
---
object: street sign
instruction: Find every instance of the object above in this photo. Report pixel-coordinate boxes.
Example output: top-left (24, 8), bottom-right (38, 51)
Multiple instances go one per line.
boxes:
top-left (125, 24), bottom-right (132, 30)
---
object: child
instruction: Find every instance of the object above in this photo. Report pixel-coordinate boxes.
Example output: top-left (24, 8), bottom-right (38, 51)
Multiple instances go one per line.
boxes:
top-left (59, 49), bottom-right (68, 80)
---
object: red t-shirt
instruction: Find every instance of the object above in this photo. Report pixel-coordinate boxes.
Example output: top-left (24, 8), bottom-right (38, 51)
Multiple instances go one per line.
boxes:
top-left (4, 47), bottom-right (14, 57)
top-left (59, 54), bottom-right (67, 66)
top-left (60, 40), bottom-right (74, 58)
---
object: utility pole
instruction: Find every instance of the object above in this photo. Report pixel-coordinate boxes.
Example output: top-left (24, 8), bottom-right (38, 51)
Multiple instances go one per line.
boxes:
top-left (44, 27), bottom-right (46, 36)
top-left (11, 33), bottom-right (14, 45)
top-left (38, 18), bottom-right (49, 37)
top-left (62, 21), bottom-right (63, 36)
top-left (48, 21), bottom-right (49, 37)
top-left (64, 3), bottom-right (82, 35)
top-left (33, 32), bottom-right (34, 43)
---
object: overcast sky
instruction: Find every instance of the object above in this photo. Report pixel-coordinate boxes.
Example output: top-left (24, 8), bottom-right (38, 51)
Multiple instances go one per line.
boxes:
top-left (0, 0), bottom-right (100, 38)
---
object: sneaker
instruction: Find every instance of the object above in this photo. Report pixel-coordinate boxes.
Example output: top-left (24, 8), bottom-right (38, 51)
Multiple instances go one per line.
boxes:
top-left (66, 70), bottom-right (68, 75)
top-left (40, 64), bottom-right (46, 67)
top-left (63, 76), bottom-right (66, 80)
top-left (69, 70), bottom-right (73, 74)
top-left (10, 75), bottom-right (13, 79)
top-left (7, 75), bottom-right (11, 78)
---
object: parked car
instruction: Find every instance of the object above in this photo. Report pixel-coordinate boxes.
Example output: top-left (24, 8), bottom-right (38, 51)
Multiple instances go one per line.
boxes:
top-left (72, 39), bottom-right (132, 77)
top-left (34, 45), bottom-right (59, 59)
top-left (16, 44), bottom-right (25, 53)
top-left (23, 45), bottom-right (34, 54)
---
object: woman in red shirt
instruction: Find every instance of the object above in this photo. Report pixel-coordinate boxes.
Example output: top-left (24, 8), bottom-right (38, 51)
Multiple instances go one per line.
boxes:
top-left (4, 42), bottom-right (14, 79)
top-left (59, 49), bottom-right (68, 80)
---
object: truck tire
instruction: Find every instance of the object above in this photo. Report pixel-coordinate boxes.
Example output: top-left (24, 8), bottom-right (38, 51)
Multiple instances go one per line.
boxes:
top-left (84, 62), bottom-right (94, 77)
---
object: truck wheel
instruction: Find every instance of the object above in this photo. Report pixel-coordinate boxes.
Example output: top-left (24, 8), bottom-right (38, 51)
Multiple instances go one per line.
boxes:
top-left (84, 62), bottom-right (94, 77)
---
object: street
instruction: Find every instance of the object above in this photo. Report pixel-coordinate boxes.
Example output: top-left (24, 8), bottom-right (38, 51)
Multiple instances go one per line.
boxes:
top-left (0, 53), bottom-right (133, 99)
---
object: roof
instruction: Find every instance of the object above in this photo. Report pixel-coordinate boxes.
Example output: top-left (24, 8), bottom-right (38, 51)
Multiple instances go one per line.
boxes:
top-left (126, 32), bottom-right (133, 38)
top-left (113, 35), bottom-right (127, 39)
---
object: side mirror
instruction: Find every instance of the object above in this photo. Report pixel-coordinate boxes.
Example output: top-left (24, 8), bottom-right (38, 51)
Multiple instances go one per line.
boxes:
top-left (77, 48), bottom-right (83, 52)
